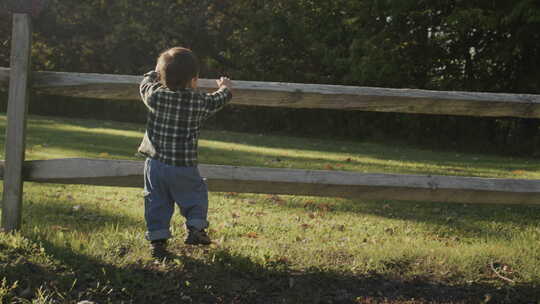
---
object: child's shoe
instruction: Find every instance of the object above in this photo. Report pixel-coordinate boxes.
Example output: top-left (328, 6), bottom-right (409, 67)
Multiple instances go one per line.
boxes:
top-left (150, 239), bottom-right (170, 259)
top-left (185, 227), bottom-right (212, 245)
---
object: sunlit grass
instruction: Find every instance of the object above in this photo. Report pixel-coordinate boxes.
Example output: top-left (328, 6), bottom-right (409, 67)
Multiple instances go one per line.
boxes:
top-left (0, 114), bottom-right (539, 303)
top-left (0, 114), bottom-right (538, 179)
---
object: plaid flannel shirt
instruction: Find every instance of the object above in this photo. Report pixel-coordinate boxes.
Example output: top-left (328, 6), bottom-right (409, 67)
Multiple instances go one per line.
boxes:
top-left (138, 71), bottom-right (232, 166)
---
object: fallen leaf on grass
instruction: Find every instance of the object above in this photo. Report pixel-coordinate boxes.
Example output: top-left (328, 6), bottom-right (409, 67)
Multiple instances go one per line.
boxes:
top-left (277, 257), bottom-right (289, 264)
top-left (317, 203), bottom-right (332, 212)
top-left (301, 223), bottom-right (311, 229)
top-left (303, 201), bottom-right (315, 208)
top-left (268, 195), bottom-right (285, 205)
top-left (324, 164), bottom-right (334, 170)
top-left (246, 232), bottom-right (258, 238)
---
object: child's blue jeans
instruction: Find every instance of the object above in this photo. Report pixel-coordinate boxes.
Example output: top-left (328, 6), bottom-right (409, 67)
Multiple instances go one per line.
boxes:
top-left (143, 158), bottom-right (209, 241)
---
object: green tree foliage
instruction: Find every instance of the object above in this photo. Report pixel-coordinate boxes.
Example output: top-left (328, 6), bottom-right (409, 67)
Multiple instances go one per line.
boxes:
top-left (212, 0), bottom-right (357, 83)
top-left (1, 0), bottom-right (539, 93)
top-left (28, 0), bottom-right (228, 74)
top-left (346, 0), bottom-right (540, 93)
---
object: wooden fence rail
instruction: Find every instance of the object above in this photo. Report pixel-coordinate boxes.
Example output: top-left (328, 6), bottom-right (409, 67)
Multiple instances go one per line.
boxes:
top-left (1, 15), bottom-right (33, 231)
top-left (0, 158), bottom-right (539, 205)
top-left (1, 67), bottom-right (540, 118)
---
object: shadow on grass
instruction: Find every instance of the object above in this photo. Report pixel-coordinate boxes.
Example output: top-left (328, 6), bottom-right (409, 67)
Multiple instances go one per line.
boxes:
top-left (0, 122), bottom-right (529, 178)
top-left (334, 199), bottom-right (540, 241)
top-left (0, 185), bottom-right (538, 302)
top-left (247, 194), bottom-right (540, 243)
top-left (199, 146), bottom-right (519, 178)
top-left (1, 114), bottom-right (537, 176)
top-left (200, 130), bottom-right (540, 172)
top-left (0, 117), bottom-right (141, 160)
top-left (14, 179), bottom-right (540, 248)
top-left (15, 183), bottom-right (143, 235)
top-left (3, 233), bottom-right (538, 304)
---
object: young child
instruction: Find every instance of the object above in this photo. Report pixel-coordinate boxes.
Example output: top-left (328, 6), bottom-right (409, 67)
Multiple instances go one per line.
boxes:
top-left (138, 46), bottom-right (232, 258)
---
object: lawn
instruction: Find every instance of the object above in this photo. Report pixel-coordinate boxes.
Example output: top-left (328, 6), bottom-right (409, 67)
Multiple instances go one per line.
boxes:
top-left (0, 114), bottom-right (539, 303)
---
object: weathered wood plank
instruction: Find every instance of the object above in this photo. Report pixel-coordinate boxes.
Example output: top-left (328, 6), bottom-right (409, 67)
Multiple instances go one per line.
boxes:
top-left (0, 159), bottom-right (538, 205)
top-left (1, 14), bottom-right (32, 232)
top-left (0, 68), bottom-right (539, 118)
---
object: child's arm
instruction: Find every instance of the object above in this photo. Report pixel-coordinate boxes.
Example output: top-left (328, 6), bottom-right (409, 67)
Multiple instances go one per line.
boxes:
top-left (202, 77), bottom-right (233, 119)
top-left (140, 71), bottom-right (162, 110)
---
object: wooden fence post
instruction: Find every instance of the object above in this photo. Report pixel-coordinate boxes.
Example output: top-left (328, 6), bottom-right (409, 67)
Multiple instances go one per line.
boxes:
top-left (1, 13), bottom-right (33, 232)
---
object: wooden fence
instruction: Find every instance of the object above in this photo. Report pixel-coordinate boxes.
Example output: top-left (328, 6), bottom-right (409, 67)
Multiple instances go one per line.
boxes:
top-left (1, 10), bottom-right (539, 231)
top-left (0, 159), bottom-right (539, 205)
top-left (1, 67), bottom-right (540, 118)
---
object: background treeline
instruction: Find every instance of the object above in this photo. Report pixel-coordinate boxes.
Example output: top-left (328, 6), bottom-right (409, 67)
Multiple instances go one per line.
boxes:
top-left (1, 0), bottom-right (539, 156)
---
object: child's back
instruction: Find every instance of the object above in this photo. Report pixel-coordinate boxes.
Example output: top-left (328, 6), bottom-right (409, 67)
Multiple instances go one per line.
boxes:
top-left (138, 47), bottom-right (232, 259)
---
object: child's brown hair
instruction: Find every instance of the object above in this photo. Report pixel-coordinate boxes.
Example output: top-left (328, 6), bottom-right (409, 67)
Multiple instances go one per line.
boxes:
top-left (156, 47), bottom-right (199, 90)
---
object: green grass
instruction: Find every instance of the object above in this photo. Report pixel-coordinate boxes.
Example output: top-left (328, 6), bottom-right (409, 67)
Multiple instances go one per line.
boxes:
top-left (1, 114), bottom-right (539, 303)
top-left (1, 114), bottom-right (538, 179)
